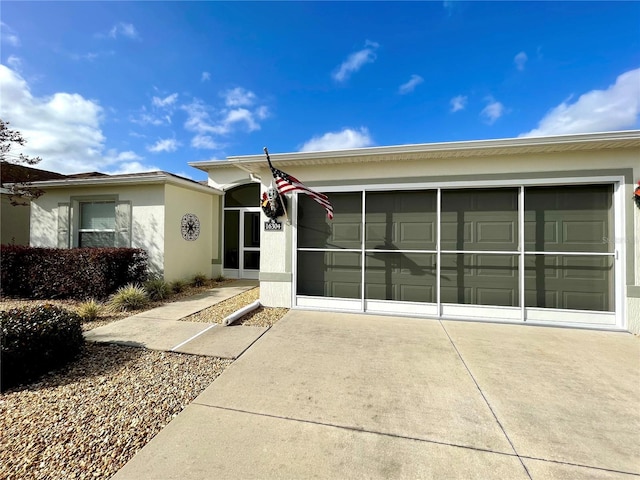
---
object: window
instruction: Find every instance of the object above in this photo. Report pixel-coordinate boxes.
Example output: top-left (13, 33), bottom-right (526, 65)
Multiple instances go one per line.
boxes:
top-left (79, 201), bottom-right (116, 247)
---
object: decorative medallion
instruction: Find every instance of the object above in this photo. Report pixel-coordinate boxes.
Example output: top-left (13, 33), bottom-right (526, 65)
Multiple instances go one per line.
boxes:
top-left (261, 187), bottom-right (286, 220)
top-left (181, 213), bottom-right (200, 241)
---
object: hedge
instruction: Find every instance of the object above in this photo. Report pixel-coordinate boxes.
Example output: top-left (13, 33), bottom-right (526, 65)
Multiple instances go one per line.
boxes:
top-left (1, 304), bottom-right (84, 391)
top-left (0, 246), bottom-right (148, 300)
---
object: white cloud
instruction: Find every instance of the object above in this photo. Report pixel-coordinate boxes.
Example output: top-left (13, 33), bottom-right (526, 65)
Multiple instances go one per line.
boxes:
top-left (183, 93), bottom-right (268, 144)
top-left (1, 22), bottom-right (20, 47)
top-left (147, 138), bottom-right (179, 153)
top-left (299, 127), bottom-right (373, 152)
top-left (521, 68), bottom-right (640, 137)
top-left (514, 51), bottom-right (528, 71)
top-left (108, 23), bottom-right (139, 40)
top-left (7, 55), bottom-right (22, 71)
top-left (398, 74), bottom-right (424, 95)
top-left (191, 134), bottom-right (221, 150)
top-left (332, 41), bottom-right (379, 82)
top-left (201, 72), bottom-right (211, 82)
top-left (223, 87), bottom-right (256, 107)
top-left (481, 97), bottom-right (506, 124)
top-left (131, 109), bottom-right (166, 126)
top-left (0, 64), bottom-right (152, 174)
top-left (152, 93), bottom-right (178, 108)
top-left (450, 95), bottom-right (468, 112)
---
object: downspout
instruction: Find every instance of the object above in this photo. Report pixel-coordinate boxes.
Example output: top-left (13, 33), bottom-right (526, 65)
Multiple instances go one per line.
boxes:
top-left (223, 300), bottom-right (261, 326)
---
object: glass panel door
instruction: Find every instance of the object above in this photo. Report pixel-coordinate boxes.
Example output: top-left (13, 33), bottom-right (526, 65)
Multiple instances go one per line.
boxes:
top-left (241, 211), bottom-right (260, 278)
top-left (223, 208), bottom-right (260, 279)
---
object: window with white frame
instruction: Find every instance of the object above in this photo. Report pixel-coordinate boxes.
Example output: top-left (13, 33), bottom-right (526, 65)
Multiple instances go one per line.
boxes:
top-left (78, 201), bottom-right (116, 247)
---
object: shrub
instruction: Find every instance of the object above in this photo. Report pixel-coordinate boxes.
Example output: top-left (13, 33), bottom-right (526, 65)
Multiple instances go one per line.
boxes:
top-left (170, 279), bottom-right (188, 294)
top-left (144, 278), bottom-right (171, 301)
top-left (214, 275), bottom-right (226, 283)
top-left (76, 299), bottom-right (102, 321)
top-left (1, 304), bottom-right (84, 391)
top-left (0, 245), bottom-right (149, 300)
top-left (108, 284), bottom-right (149, 312)
top-left (191, 273), bottom-right (208, 287)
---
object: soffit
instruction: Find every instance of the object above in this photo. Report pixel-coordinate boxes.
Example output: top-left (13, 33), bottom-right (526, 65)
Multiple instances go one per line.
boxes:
top-left (191, 131), bottom-right (640, 174)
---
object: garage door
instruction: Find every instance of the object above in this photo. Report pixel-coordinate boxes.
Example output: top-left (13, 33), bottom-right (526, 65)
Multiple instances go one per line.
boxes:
top-left (295, 183), bottom-right (617, 328)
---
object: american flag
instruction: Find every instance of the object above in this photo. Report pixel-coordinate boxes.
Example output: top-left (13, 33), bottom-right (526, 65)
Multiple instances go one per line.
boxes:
top-left (271, 165), bottom-right (334, 219)
top-left (264, 148), bottom-right (334, 219)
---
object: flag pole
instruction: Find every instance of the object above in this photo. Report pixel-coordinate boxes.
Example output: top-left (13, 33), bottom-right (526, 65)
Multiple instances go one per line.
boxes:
top-left (263, 147), bottom-right (290, 224)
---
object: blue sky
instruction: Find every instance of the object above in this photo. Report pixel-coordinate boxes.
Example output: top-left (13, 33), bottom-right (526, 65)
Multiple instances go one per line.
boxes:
top-left (1, 1), bottom-right (639, 179)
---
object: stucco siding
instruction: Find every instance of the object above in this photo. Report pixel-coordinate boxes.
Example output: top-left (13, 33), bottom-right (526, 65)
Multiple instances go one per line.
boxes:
top-left (163, 184), bottom-right (216, 282)
top-left (30, 185), bottom-right (166, 276)
top-left (1, 195), bottom-right (30, 245)
top-left (226, 145), bottom-right (639, 331)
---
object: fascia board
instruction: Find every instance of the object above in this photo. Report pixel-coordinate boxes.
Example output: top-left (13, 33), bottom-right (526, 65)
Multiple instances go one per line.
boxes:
top-left (25, 173), bottom-right (223, 195)
top-left (192, 130), bottom-right (640, 174)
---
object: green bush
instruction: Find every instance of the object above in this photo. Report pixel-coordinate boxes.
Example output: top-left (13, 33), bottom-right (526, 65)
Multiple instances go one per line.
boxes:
top-left (1, 304), bottom-right (84, 391)
top-left (76, 299), bottom-right (102, 321)
top-left (0, 245), bottom-right (149, 300)
top-left (170, 279), bottom-right (188, 294)
top-left (108, 284), bottom-right (149, 312)
top-left (144, 278), bottom-right (171, 301)
top-left (191, 273), bottom-right (208, 287)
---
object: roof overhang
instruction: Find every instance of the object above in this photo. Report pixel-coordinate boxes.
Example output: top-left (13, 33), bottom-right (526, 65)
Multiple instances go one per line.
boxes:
top-left (189, 130), bottom-right (640, 175)
top-left (25, 171), bottom-right (223, 195)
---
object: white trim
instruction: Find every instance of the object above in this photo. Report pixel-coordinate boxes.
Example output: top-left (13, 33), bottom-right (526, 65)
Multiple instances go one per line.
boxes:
top-left (519, 185), bottom-right (525, 322)
top-left (525, 307), bottom-right (616, 326)
top-left (365, 300), bottom-right (439, 317)
top-left (191, 130), bottom-right (640, 172)
top-left (307, 175), bottom-right (626, 195)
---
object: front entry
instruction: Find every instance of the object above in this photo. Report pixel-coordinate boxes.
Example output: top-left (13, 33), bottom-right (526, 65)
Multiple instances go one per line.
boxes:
top-left (223, 183), bottom-right (261, 279)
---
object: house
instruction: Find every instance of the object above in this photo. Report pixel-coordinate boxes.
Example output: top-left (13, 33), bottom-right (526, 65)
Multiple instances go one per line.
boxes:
top-left (28, 171), bottom-right (222, 282)
top-left (190, 130), bottom-right (640, 333)
top-left (27, 130), bottom-right (640, 333)
top-left (0, 161), bottom-right (66, 245)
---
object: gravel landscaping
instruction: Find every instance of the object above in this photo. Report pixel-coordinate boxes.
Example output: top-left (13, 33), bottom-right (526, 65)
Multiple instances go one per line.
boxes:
top-left (183, 287), bottom-right (289, 328)
top-left (0, 282), bottom-right (289, 480)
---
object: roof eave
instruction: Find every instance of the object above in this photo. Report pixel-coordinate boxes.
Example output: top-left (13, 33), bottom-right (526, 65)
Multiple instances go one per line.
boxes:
top-left (190, 130), bottom-right (640, 174)
top-left (27, 172), bottom-right (223, 195)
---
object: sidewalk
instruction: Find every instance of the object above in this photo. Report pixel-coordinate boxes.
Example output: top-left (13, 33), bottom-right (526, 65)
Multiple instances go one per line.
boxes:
top-left (84, 280), bottom-right (267, 359)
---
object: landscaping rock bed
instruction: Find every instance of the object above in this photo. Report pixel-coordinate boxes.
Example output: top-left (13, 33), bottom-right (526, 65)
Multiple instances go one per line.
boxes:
top-left (183, 287), bottom-right (289, 327)
top-left (0, 282), bottom-right (288, 480)
top-left (0, 343), bottom-right (231, 479)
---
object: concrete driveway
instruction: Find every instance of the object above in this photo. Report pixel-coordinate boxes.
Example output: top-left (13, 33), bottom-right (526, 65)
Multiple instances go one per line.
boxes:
top-left (114, 310), bottom-right (640, 479)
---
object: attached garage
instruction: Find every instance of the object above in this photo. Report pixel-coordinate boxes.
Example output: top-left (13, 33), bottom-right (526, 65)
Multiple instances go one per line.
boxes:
top-left (191, 131), bottom-right (640, 333)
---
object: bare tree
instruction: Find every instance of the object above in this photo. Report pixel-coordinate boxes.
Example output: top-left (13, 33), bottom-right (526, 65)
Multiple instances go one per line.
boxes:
top-left (0, 119), bottom-right (45, 206)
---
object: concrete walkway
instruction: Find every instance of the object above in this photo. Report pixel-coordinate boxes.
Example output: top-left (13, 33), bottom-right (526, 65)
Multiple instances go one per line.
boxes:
top-left (85, 280), bottom-right (266, 359)
top-left (113, 310), bottom-right (640, 479)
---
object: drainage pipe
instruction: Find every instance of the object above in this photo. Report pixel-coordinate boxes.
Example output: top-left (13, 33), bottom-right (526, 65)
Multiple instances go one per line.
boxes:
top-left (223, 300), bottom-right (261, 326)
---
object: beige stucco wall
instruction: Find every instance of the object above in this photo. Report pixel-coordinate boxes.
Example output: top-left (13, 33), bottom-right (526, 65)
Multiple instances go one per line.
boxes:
top-left (218, 146), bottom-right (639, 331)
top-left (163, 183), bottom-right (217, 282)
top-left (1, 194), bottom-right (30, 245)
top-left (30, 184), bottom-right (166, 275)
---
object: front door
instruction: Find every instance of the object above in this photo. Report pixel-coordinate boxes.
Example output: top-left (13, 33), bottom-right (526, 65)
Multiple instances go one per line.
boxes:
top-left (223, 208), bottom-right (260, 279)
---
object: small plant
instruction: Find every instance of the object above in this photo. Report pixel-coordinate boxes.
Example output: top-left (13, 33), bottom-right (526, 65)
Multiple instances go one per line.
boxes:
top-left (191, 273), bottom-right (208, 287)
top-left (144, 278), bottom-right (171, 301)
top-left (170, 279), bottom-right (188, 294)
top-left (108, 283), bottom-right (149, 312)
top-left (214, 275), bottom-right (226, 283)
top-left (76, 299), bottom-right (102, 321)
top-left (1, 304), bottom-right (84, 391)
